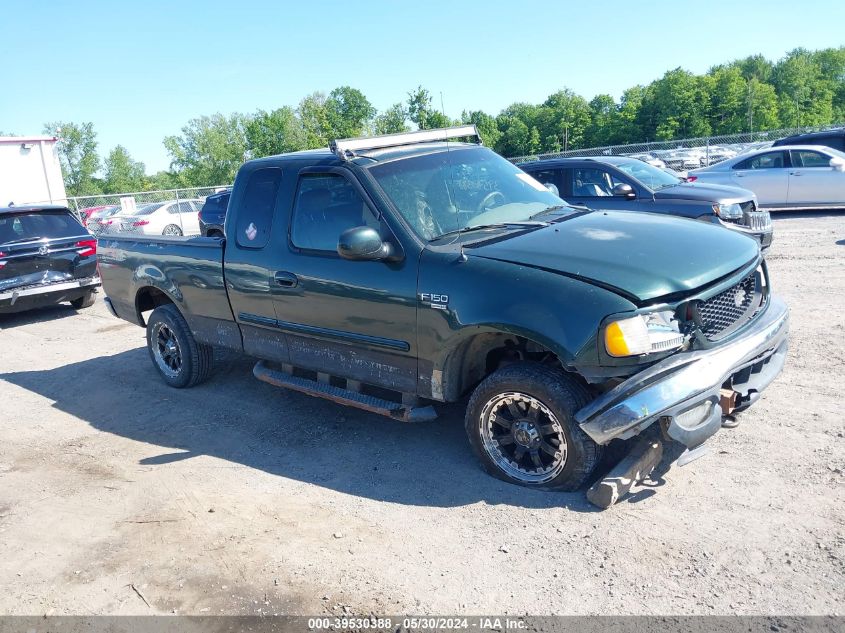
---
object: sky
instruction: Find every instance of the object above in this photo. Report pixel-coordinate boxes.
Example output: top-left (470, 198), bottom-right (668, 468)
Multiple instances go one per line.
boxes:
top-left (2, 0), bottom-right (844, 173)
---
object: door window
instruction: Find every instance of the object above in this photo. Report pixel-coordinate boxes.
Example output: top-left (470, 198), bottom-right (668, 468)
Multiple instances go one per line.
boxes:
top-left (569, 167), bottom-right (624, 197)
top-left (790, 150), bottom-right (830, 168)
top-left (734, 152), bottom-right (786, 170)
top-left (290, 173), bottom-right (378, 252)
top-left (235, 167), bottom-right (283, 248)
top-left (526, 169), bottom-right (561, 197)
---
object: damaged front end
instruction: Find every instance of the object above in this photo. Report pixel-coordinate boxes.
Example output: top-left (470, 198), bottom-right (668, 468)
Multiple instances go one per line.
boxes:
top-left (575, 271), bottom-right (789, 455)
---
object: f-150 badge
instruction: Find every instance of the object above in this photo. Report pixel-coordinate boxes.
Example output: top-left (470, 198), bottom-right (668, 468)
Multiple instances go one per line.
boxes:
top-left (420, 293), bottom-right (449, 310)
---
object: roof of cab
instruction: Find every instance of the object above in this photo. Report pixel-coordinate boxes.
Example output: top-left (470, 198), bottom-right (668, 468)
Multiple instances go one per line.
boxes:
top-left (241, 141), bottom-right (482, 169)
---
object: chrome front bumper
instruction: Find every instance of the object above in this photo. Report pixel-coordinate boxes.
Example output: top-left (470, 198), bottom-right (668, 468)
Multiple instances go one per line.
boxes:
top-left (576, 296), bottom-right (789, 449)
top-left (720, 210), bottom-right (774, 250)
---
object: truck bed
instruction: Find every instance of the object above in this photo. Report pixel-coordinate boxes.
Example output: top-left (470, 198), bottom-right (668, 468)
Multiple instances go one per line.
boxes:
top-left (97, 234), bottom-right (239, 347)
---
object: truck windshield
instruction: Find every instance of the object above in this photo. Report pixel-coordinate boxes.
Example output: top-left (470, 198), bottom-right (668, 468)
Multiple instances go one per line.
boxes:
top-left (367, 146), bottom-right (570, 241)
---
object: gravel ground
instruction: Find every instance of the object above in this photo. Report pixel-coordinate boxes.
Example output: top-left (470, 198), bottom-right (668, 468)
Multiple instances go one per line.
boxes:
top-left (0, 212), bottom-right (843, 617)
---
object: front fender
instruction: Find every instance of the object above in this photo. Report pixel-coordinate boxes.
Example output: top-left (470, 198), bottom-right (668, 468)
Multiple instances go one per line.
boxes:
top-left (416, 250), bottom-right (636, 400)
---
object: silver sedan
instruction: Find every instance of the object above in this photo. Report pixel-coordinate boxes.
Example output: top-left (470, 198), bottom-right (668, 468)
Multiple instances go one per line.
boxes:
top-left (688, 144), bottom-right (845, 210)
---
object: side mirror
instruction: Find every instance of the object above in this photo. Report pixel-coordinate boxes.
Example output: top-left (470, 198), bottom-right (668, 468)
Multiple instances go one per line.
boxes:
top-left (830, 157), bottom-right (845, 172)
top-left (338, 226), bottom-right (393, 261)
top-left (612, 183), bottom-right (636, 199)
top-left (544, 182), bottom-right (560, 196)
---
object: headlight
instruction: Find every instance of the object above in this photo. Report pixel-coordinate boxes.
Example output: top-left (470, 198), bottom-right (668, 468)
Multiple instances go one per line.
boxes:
top-left (604, 311), bottom-right (685, 357)
top-left (713, 202), bottom-right (743, 220)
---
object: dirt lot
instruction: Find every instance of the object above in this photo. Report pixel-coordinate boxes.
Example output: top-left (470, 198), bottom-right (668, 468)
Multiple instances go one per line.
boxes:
top-left (1, 213), bottom-right (843, 617)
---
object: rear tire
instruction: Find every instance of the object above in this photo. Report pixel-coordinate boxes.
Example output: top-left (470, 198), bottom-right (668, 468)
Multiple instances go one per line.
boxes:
top-left (146, 304), bottom-right (213, 388)
top-left (465, 362), bottom-right (601, 491)
top-left (163, 224), bottom-right (183, 236)
top-left (70, 290), bottom-right (96, 309)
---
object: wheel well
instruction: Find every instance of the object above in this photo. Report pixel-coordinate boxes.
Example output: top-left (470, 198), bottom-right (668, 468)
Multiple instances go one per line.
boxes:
top-left (135, 287), bottom-right (174, 326)
top-left (207, 229), bottom-right (224, 238)
top-left (442, 332), bottom-right (564, 401)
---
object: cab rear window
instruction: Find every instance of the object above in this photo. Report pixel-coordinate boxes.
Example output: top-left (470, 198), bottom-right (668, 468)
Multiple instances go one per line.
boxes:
top-left (0, 210), bottom-right (86, 244)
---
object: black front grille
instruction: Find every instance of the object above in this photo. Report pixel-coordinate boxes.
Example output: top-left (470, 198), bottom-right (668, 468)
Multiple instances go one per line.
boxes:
top-left (696, 272), bottom-right (761, 341)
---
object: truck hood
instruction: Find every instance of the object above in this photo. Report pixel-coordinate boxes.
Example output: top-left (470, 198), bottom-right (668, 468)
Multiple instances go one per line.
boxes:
top-left (467, 210), bottom-right (759, 303)
top-left (654, 181), bottom-right (753, 204)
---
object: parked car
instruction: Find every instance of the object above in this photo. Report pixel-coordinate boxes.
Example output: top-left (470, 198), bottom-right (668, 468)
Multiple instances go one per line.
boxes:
top-left (77, 205), bottom-right (108, 226)
top-left (518, 156), bottom-right (772, 250)
top-left (773, 128), bottom-right (845, 152)
top-left (85, 205), bottom-right (121, 235)
top-left (1, 205), bottom-right (100, 313)
top-left (98, 126), bottom-right (788, 493)
top-left (626, 152), bottom-right (666, 169)
top-left (199, 189), bottom-right (231, 237)
top-left (689, 145), bottom-right (845, 210)
top-left (108, 200), bottom-right (204, 236)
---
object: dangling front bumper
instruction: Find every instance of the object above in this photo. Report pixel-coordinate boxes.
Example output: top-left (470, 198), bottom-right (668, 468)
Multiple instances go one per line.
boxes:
top-left (575, 296), bottom-right (789, 449)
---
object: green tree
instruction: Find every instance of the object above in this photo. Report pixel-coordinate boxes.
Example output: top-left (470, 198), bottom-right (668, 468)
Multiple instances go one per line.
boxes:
top-left (325, 86), bottom-right (376, 139)
top-left (245, 106), bottom-right (306, 158)
top-left (584, 94), bottom-right (618, 147)
top-left (102, 145), bottom-right (146, 193)
top-left (537, 89), bottom-right (592, 151)
top-left (732, 54), bottom-right (774, 83)
top-left (44, 121), bottom-right (100, 196)
top-left (496, 117), bottom-right (541, 157)
top-left (406, 86), bottom-right (453, 129)
top-left (462, 110), bottom-right (501, 148)
top-left (163, 113), bottom-right (247, 186)
top-left (708, 66), bottom-right (748, 134)
top-left (297, 92), bottom-right (330, 148)
top-left (638, 69), bottom-right (712, 139)
top-left (609, 86), bottom-right (645, 144)
top-left (772, 48), bottom-right (833, 126)
top-left (373, 103), bottom-right (409, 135)
top-left (746, 78), bottom-right (780, 132)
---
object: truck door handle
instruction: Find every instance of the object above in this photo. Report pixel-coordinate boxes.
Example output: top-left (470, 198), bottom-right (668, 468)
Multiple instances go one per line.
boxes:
top-left (274, 271), bottom-right (298, 287)
top-left (790, 172), bottom-right (802, 176)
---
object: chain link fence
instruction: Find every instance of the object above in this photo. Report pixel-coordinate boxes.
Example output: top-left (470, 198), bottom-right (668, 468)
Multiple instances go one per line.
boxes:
top-left (68, 186), bottom-right (230, 237)
top-left (509, 123), bottom-right (844, 170)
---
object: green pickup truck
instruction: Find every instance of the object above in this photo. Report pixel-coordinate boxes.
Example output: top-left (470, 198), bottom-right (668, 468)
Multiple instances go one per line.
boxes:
top-left (99, 126), bottom-right (789, 491)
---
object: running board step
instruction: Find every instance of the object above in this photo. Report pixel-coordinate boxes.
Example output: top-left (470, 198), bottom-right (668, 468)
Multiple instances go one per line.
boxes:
top-left (253, 361), bottom-right (438, 423)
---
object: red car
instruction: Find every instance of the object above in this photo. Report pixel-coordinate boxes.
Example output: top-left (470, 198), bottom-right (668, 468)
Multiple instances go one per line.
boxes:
top-left (77, 205), bottom-right (108, 226)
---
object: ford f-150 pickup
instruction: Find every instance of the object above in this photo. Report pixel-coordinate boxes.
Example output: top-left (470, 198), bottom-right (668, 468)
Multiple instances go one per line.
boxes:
top-left (98, 126), bottom-right (789, 491)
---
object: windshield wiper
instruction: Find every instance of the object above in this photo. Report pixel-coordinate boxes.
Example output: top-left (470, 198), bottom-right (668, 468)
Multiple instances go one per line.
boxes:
top-left (528, 204), bottom-right (588, 220)
top-left (432, 221), bottom-right (548, 242)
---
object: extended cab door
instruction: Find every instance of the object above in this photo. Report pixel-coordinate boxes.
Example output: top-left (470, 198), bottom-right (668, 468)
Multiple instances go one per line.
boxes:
top-left (268, 167), bottom-right (419, 392)
top-left (223, 166), bottom-right (293, 362)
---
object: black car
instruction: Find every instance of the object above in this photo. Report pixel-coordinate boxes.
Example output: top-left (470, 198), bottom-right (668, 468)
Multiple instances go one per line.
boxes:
top-left (198, 189), bottom-right (231, 237)
top-left (518, 156), bottom-right (773, 250)
top-left (773, 128), bottom-right (845, 152)
top-left (0, 205), bottom-right (100, 314)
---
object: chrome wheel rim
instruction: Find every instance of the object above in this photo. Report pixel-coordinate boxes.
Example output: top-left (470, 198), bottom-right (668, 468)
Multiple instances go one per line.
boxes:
top-left (163, 225), bottom-right (182, 236)
top-left (152, 322), bottom-right (182, 378)
top-left (479, 391), bottom-right (567, 484)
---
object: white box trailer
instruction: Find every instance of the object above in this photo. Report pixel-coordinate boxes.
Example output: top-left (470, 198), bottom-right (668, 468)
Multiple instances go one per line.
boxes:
top-left (0, 136), bottom-right (67, 207)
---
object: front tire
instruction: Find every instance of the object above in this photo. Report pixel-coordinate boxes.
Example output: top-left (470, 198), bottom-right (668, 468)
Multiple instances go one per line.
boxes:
top-left (465, 363), bottom-right (601, 491)
top-left (146, 304), bottom-right (213, 388)
top-left (70, 290), bottom-right (96, 309)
